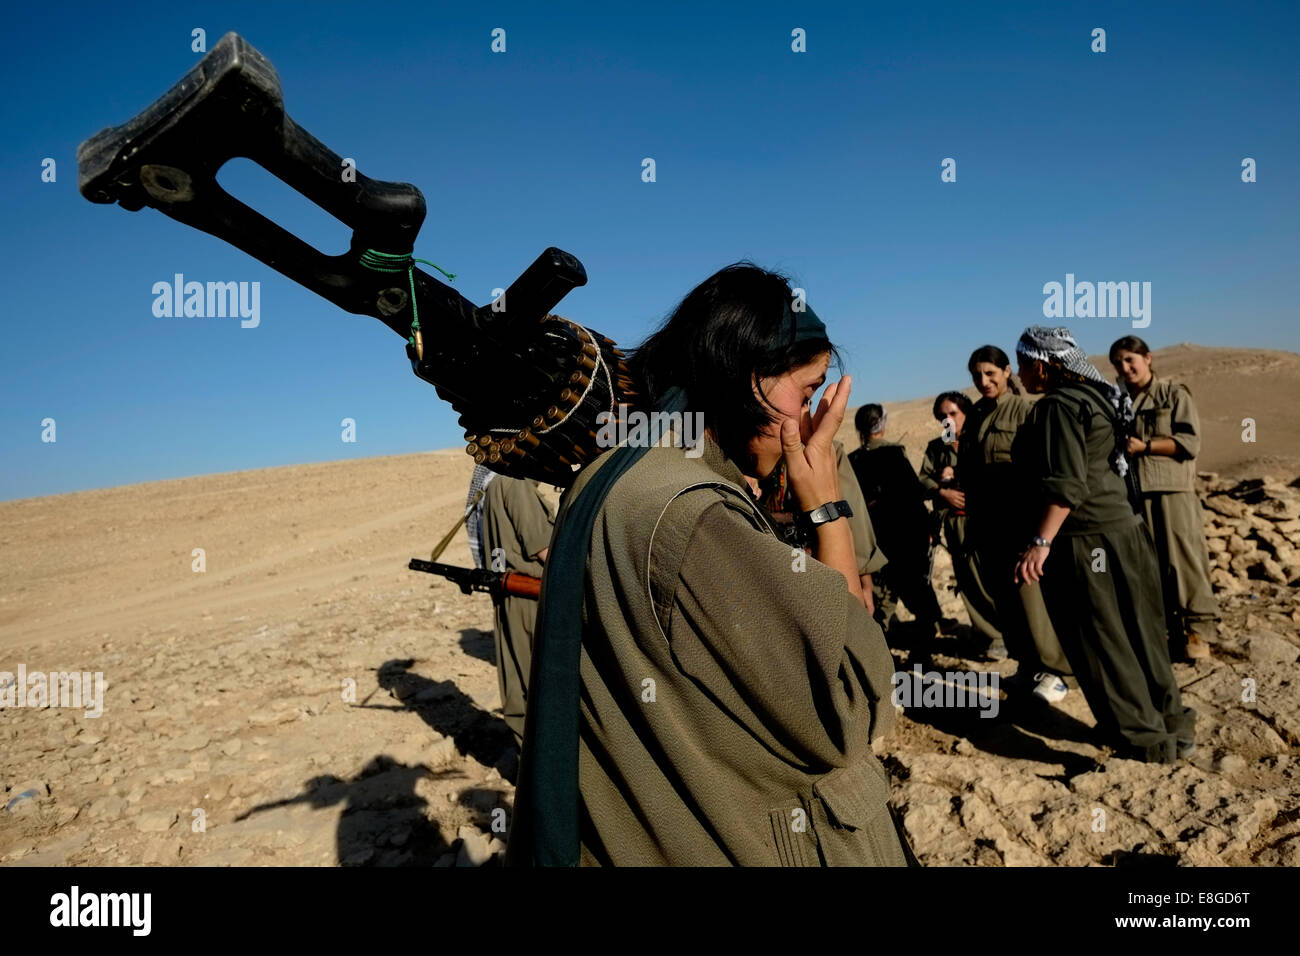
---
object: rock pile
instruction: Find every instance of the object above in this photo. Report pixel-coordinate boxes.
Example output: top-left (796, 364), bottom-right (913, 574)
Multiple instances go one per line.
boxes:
top-left (1199, 474), bottom-right (1300, 591)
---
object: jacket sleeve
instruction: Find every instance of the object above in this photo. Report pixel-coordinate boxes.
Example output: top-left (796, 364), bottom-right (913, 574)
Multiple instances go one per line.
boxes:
top-left (1035, 399), bottom-right (1090, 510)
top-left (660, 497), bottom-right (897, 768)
top-left (918, 442), bottom-right (941, 497)
top-left (888, 445), bottom-right (925, 506)
top-left (1006, 395), bottom-right (1033, 429)
top-left (1168, 385), bottom-right (1202, 460)
top-left (500, 479), bottom-right (556, 563)
top-left (837, 445), bottom-right (888, 574)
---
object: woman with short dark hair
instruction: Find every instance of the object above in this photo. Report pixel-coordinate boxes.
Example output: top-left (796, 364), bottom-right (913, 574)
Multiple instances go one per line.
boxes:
top-left (509, 262), bottom-right (911, 866)
top-left (848, 403), bottom-right (944, 660)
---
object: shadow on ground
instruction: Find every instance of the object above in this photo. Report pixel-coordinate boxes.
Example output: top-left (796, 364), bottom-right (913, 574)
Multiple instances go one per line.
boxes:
top-left (889, 648), bottom-right (1102, 780)
top-left (358, 658), bottom-right (516, 778)
top-left (236, 756), bottom-right (463, 866)
top-left (458, 628), bottom-right (496, 664)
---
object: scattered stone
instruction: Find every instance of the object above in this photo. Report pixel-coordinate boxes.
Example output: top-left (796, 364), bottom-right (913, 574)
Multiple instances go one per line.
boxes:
top-left (247, 709), bottom-right (296, 727)
top-left (89, 795), bottom-right (129, 822)
top-left (174, 731), bottom-right (210, 752)
top-left (136, 809), bottom-right (178, 833)
top-left (1213, 752), bottom-right (1247, 774)
top-left (1205, 497), bottom-right (1247, 519)
top-left (1259, 498), bottom-right (1300, 521)
top-left (456, 825), bottom-right (495, 867)
top-left (1256, 836), bottom-right (1300, 866)
top-left (1244, 630), bottom-right (1299, 666)
top-left (1252, 557), bottom-right (1290, 585)
top-left (1211, 568), bottom-right (1245, 593)
top-left (142, 840), bottom-right (182, 865)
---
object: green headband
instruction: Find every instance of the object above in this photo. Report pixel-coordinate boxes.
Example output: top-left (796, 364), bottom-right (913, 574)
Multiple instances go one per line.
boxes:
top-left (783, 298), bottom-right (828, 344)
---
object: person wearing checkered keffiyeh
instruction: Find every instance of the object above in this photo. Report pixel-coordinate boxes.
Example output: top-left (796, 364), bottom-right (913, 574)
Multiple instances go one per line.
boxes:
top-left (1015, 325), bottom-right (1135, 480)
top-left (1011, 324), bottom-right (1196, 764)
top-left (465, 463), bottom-right (497, 569)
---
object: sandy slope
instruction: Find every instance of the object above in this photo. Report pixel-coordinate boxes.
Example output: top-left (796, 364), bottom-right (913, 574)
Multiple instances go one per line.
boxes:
top-left (1, 345), bottom-right (1297, 866)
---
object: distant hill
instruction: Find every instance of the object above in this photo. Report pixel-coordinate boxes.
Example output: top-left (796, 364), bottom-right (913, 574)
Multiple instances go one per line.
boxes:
top-left (834, 344), bottom-right (1300, 481)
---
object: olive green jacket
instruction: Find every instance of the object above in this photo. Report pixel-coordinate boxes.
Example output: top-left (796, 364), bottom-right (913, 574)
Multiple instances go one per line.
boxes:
top-left (835, 440), bottom-right (889, 575)
top-left (1128, 376), bottom-right (1201, 494)
top-left (482, 476), bottom-right (554, 577)
top-left (958, 392), bottom-right (1033, 535)
top-left (1019, 385), bottom-right (1139, 535)
top-left (537, 429), bottom-right (906, 866)
top-left (919, 436), bottom-right (961, 517)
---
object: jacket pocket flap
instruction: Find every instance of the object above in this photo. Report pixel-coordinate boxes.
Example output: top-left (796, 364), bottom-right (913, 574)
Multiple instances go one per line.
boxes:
top-left (811, 760), bottom-right (891, 830)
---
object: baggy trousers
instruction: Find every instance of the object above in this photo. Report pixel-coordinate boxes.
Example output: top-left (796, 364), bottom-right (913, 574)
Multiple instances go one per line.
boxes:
top-left (1040, 516), bottom-right (1196, 762)
top-left (1141, 491), bottom-right (1220, 642)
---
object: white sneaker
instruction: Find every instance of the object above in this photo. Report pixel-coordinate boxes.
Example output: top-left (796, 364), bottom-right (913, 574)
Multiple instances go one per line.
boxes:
top-left (1032, 672), bottom-right (1068, 703)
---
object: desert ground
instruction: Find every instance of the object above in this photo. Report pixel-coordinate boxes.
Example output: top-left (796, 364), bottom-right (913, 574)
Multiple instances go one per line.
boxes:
top-left (2, 344), bottom-right (1297, 866)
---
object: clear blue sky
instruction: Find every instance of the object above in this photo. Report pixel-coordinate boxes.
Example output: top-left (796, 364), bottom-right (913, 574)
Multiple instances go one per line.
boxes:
top-left (3, 0), bottom-right (1296, 500)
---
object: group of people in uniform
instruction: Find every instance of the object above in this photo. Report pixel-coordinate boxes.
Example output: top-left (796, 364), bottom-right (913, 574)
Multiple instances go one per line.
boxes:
top-left (456, 261), bottom-right (1219, 866)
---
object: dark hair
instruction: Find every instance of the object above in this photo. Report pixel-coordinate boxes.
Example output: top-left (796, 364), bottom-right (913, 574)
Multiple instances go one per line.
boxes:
top-left (966, 345), bottom-right (1023, 395)
top-left (967, 345), bottom-right (1011, 375)
top-left (855, 403), bottom-right (885, 437)
top-left (932, 391), bottom-right (972, 420)
top-left (628, 262), bottom-right (840, 463)
top-left (1108, 335), bottom-right (1151, 364)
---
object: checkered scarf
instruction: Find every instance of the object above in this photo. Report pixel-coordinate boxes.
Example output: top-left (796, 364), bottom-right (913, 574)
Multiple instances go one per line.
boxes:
top-left (465, 464), bottom-right (497, 569)
top-left (1016, 325), bottom-right (1134, 478)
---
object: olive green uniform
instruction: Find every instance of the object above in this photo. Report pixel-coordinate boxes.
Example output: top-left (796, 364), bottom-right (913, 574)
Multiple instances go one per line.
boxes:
top-left (513, 430), bottom-right (909, 866)
top-left (1128, 377), bottom-right (1219, 642)
top-left (919, 436), bottom-right (1001, 642)
top-left (481, 476), bottom-right (555, 748)
top-left (850, 437), bottom-right (943, 637)
top-left (1017, 384), bottom-right (1195, 762)
top-left (958, 394), bottom-right (1067, 674)
top-left (836, 440), bottom-right (889, 579)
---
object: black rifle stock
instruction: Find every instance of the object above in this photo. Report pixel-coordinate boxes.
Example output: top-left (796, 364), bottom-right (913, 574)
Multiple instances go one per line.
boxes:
top-left (78, 32), bottom-right (638, 487)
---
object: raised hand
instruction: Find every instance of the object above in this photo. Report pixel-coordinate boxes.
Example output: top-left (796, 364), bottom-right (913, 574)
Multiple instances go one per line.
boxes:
top-left (782, 375), bottom-right (851, 513)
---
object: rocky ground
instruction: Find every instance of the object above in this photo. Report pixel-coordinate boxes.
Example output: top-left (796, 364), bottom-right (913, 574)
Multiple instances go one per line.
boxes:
top-left (2, 452), bottom-right (1297, 867)
top-left (886, 472), bottom-right (1300, 867)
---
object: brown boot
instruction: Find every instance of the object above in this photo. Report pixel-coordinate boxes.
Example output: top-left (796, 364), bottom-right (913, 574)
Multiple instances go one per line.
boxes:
top-left (1184, 632), bottom-right (1212, 660)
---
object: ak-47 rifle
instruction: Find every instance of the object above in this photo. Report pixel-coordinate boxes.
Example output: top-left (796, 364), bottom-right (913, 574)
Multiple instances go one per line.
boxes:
top-left (407, 558), bottom-right (541, 601)
top-left (77, 32), bottom-right (640, 489)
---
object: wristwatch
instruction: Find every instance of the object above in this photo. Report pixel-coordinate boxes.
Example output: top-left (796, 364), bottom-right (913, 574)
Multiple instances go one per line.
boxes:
top-left (1031, 536), bottom-right (1052, 549)
top-left (794, 500), bottom-right (853, 537)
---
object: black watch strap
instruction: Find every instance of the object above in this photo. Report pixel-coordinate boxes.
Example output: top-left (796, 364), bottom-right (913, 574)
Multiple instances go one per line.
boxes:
top-left (795, 499), bottom-right (853, 536)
